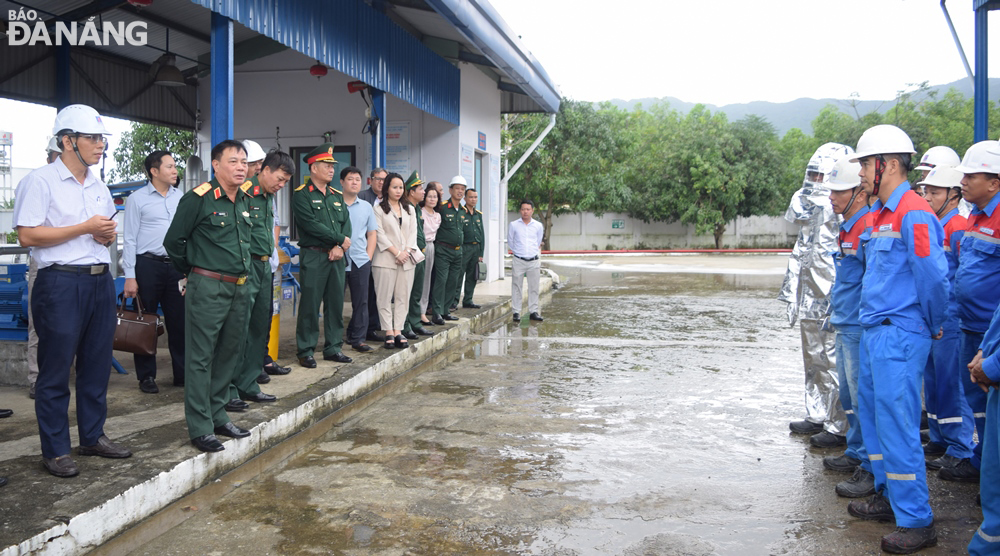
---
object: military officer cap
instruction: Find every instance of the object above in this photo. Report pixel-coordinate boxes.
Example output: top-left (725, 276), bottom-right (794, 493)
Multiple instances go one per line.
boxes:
top-left (405, 171), bottom-right (423, 190)
top-left (305, 142), bottom-right (337, 165)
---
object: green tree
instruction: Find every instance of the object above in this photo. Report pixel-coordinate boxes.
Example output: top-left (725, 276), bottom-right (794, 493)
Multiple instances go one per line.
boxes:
top-left (109, 122), bottom-right (196, 183)
top-left (506, 99), bottom-right (632, 249)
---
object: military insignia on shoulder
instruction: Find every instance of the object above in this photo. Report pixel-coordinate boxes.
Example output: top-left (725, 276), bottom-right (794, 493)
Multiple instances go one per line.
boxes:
top-left (193, 182), bottom-right (212, 196)
top-left (334, 202), bottom-right (342, 206)
top-left (294, 184), bottom-right (307, 192)
top-left (239, 181), bottom-right (253, 193)
top-left (476, 210), bottom-right (482, 215)
top-left (332, 188), bottom-right (343, 195)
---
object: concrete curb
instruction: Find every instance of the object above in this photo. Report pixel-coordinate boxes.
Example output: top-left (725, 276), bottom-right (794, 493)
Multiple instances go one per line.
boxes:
top-left (2, 277), bottom-right (547, 555)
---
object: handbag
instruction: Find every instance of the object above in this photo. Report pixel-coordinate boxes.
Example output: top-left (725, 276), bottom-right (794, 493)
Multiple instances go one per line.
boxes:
top-left (409, 248), bottom-right (426, 265)
top-left (113, 295), bottom-right (161, 356)
top-left (476, 261), bottom-right (487, 283)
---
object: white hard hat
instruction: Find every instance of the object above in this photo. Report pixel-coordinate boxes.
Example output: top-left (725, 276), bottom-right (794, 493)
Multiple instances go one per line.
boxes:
top-left (242, 139), bottom-right (265, 162)
top-left (806, 143), bottom-right (854, 182)
top-left (915, 146), bottom-right (960, 172)
top-left (917, 166), bottom-right (963, 190)
top-left (956, 140), bottom-right (1000, 175)
top-left (46, 136), bottom-right (62, 154)
top-left (826, 157), bottom-right (862, 191)
top-left (52, 104), bottom-right (110, 136)
top-left (449, 175), bottom-right (467, 187)
top-left (849, 125), bottom-right (916, 162)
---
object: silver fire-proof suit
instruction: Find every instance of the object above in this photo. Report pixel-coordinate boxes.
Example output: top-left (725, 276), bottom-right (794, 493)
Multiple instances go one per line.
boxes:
top-left (778, 143), bottom-right (850, 436)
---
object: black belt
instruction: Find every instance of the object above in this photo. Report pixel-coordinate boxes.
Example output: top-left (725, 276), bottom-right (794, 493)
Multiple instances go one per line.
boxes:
top-left (464, 242), bottom-right (479, 246)
top-left (436, 241), bottom-right (461, 250)
top-left (304, 245), bottom-right (334, 253)
top-left (514, 255), bottom-right (538, 262)
top-left (47, 264), bottom-right (109, 275)
top-left (139, 252), bottom-right (170, 263)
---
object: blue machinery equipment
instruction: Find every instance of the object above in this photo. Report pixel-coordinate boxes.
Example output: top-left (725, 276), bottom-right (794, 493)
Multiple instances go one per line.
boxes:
top-left (0, 264), bottom-right (29, 341)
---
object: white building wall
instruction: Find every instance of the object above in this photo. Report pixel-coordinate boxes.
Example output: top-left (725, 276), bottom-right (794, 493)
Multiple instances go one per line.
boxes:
top-left (509, 212), bottom-right (798, 250)
top-left (195, 50), bottom-right (507, 282)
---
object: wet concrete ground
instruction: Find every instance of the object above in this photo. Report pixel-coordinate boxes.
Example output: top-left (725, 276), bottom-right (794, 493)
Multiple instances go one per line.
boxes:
top-left (117, 255), bottom-right (981, 555)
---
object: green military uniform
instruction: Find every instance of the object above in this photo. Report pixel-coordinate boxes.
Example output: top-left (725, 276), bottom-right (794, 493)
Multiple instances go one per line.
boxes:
top-left (230, 176), bottom-right (273, 400)
top-left (293, 144), bottom-right (352, 359)
top-left (432, 198), bottom-right (467, 317)
top-left (460, 205), bottom-right (485, 306)
top-left (163, 177), bottom-right (252, 440)
top-left (403, 172), bottom-right (426, 334)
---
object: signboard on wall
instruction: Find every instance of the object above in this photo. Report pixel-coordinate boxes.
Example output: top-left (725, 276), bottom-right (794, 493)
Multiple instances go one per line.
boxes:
top-left (478, 132), bottom-right (486, 150)
top-left (385, 121), bottom-right (410, 175)
top-left (460, 143), bottom-right (474, 185)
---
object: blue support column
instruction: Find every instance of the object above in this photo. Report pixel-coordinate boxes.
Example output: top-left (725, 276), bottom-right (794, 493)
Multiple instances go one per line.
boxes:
top-left (370, 88), bottom-right (386, 171)
top-left (210, 12), bottom-right (234, 151)
top-left (55, 43), bottom-right (71, 109)
top-left (974, 5), bottom-right (989, 142)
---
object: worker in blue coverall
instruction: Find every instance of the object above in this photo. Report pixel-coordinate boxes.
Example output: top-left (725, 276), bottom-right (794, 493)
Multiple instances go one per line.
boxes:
top-left (917, 166), bottom-right (976, 474)
top-left (941, 140), bottom-right (1000, 485)
top-left (823, 157), bottom-right (876, 500)
top-left (844, 125), bottom-right (949, 555)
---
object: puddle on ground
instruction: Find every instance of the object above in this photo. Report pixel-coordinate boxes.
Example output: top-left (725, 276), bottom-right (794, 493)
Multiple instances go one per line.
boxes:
top-left (125, 259), bottom-right (979, 556)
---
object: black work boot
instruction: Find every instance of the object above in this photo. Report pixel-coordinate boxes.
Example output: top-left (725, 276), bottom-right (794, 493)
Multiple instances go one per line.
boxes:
top-left (926, 454), bottom-right (961, 471)
top-left (937, 458), bottom-right (980, 483)
top-left (810, 431), bottom-right (846, 448)
top-left (789, 420), bottom-right (824, 435)
top-left (922, 441), bottom-right (946, 456)
top-left (823, 453), bottom-right (861, 473)
top-left (837, 467), bottom-right (876, 498)
top-left (881, 525), bottom-right (937, 554)
top-left (847, 491), bottom-right (894, 522)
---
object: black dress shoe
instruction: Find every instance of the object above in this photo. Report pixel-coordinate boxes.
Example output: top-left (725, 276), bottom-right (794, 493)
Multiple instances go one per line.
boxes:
top-left (529, 312), bottom-right (544, 322)
top-left (431, 315), bottom-right (445, 325)
top-left (0, 409), bottom-right (12, 418)
top-left (352, 343), bottom-right (374, 353)
top-left (78, 435), bottom-right (132, 458)
top-left (263, 363), bottom-right (291, 375)
top-left (225, 399), bottom-right (249, 412)
top-left (191, 434), bottom-right (225, 452)
top-left (256, 370), bottom-right (271, 384)
top-left (366, 331), bottom-right (385, 342)
top-left (395, 335), bottom-right (409, 349)
top-left (241, 392), bottom-right (277, 403)
top-left (139, 377), bottom-right (159, 394)
top-left (463, 302), bottom-right (481, 309)
top-left (42, 455), bottom-right (79, 477)
top-left (512, 313), bottom-right (520, 322)
top-left (403, 330), bottom-right (418, 340)
top-left (0, 477), bottom-right (7, 487)
top-left (324, 352), bottom-right (353, 363)
top-left (298, 356), bottom-right (317, 368)
top-left (214, 422), bottom-right (251, 438)
top-left (413, 326), bottom-right (433, 336)
top-left (450, 304), bottom-right (458, 311)
top-left (443, 314), bottom-right (459, 321)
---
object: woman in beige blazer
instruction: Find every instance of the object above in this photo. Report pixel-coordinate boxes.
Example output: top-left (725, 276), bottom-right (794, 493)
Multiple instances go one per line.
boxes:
top-left (372, 173), bottom-right (419, 348)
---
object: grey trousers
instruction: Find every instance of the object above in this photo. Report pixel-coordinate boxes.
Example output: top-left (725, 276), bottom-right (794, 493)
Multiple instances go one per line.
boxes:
top-left (511, 256), bottom-right (540, 315)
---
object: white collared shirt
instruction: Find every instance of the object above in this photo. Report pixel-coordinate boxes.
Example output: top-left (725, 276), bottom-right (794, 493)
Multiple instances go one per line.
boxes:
top-left (122, 182), bottom-right (182, 278)
top-left (507, 217), bottom-right (544, 259)
top-left (13, 158), bottom-right (115, 268)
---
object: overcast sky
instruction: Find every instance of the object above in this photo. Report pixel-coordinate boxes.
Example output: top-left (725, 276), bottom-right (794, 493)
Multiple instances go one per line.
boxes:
top-left (489, 0), bottom-right (1000, 105)
top-left (1, 0), bottom-right (998, 173)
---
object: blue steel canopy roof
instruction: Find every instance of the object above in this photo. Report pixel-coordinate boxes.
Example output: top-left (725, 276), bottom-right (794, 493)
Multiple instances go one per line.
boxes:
top-left (0, 0), bottom-right (559, 127)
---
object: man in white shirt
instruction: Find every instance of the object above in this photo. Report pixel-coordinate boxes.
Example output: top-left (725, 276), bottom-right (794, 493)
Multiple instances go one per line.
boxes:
top-left (507, 199), bottom-right (545, 323)
top-left (14, 104), bottom-right (132, 478)
top-left (122, 150), bottom-right (185, 394)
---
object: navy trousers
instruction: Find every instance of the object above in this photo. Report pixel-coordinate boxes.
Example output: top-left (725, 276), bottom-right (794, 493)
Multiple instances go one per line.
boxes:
top-left (32, 267), bottom-right (116, 459)
top-left (133, 255), bottom-right (186, 384)
top-left (345, 260), bottom-right (371, 346)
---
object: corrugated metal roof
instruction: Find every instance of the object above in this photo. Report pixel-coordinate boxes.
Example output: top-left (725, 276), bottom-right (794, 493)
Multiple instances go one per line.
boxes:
top-left (194, 0), bottom-right (461, 125)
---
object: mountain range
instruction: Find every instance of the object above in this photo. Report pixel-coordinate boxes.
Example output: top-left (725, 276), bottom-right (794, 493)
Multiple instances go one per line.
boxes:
top-left (605, 78), bottom-right (1000, 137)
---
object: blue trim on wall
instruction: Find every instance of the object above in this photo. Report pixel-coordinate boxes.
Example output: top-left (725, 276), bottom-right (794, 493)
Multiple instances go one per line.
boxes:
top-left (192, 0), bottom-right (460, 126)
top-left (210, 12), bottom-right (234, 149)
top-left (371, 88), bottom-right (386, 170)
